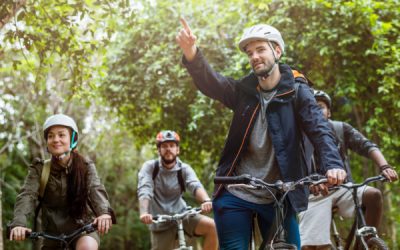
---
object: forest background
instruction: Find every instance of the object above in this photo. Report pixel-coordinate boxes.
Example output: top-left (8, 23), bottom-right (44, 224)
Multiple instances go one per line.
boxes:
top-left (1, 0), bottom-right (399, 249)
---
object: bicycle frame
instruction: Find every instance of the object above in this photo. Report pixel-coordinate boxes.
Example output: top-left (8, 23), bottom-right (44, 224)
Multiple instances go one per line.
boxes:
top-left (331, 175), bottom-right (389, 250)
top-left (331, 210), bottom-right (345, 250)
top-left (152, 207), bottom-right (202, 250)
top-left (215, 174), bottom-right (327, 250)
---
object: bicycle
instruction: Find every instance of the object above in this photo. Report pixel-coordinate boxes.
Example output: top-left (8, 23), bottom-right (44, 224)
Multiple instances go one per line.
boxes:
top-left (330, 175), bottom-right (389, 250)
top-left (152, 206), bottom-right (202, 250)
top-left (214, 174), bottom-right (328, 250)
top-left (7, 223), bottom-right (97, 250)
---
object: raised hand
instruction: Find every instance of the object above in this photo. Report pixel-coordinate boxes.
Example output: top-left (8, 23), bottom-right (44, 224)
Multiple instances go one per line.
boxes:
top-left (176, 17), bottom-right (197, 61)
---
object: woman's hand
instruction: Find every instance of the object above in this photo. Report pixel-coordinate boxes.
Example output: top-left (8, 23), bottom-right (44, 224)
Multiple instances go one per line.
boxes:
top-left (10, 226), bottom-right (31, 241)
top-left (93, 214), bottom-right (112, 235)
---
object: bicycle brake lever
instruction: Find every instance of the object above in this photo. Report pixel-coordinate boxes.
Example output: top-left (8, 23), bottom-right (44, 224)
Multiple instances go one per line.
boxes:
top-left (281, 182), bottom-right (295, 192)
top-left (378, 175), bottom-right (389, 182)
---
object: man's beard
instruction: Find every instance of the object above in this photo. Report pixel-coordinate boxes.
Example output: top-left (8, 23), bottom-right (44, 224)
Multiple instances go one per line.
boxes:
top-left (161, 155), bottom-right (177, 165)
top-left (253, 59), bottom-right (276, 77)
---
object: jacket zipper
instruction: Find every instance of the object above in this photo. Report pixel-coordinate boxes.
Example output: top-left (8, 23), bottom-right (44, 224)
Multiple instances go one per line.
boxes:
top-left (215, 103), bottom-right (260, 197)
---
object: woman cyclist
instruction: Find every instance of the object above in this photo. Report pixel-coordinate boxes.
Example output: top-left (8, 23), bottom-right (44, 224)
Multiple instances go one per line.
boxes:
top-left (9, 114), bottom-right (116, 250)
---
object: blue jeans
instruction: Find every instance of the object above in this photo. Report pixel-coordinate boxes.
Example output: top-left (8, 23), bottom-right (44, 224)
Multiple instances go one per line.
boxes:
top-left (213, 190), bottom-right (300, 250)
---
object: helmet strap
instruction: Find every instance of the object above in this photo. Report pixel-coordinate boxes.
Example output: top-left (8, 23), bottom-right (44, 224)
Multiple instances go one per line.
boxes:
top-left (70, 131), bottom-right (78, 149)
top-left (54, 150), bottom-right (71, 161)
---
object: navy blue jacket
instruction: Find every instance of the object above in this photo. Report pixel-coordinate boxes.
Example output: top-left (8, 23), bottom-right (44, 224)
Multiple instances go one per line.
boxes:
top-left (183, 50), bottom-right (344, 212)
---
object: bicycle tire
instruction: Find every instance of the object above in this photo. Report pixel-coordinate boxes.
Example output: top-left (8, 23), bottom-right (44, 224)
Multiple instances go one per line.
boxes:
top-left (367, 237), bottom-right (389, 250)
top-left (264, 241), bottom-right (297, 250)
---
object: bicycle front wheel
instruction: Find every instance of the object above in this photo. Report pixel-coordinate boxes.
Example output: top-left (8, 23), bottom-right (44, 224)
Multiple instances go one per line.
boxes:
top-left (264, 242), bottom-right (297, 250)
top-left (367, 237), bottom-right (389, 250)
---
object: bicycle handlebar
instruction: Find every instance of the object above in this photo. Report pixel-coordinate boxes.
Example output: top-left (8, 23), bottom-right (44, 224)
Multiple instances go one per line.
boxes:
top-left (214, 174), bottom-right (328, 192)
top-left (152, 207), bottom-right (202, 223)
top-left (339, 175), bottom-right (388, 189)
top-left (7, 223), bottom-right (97, 242)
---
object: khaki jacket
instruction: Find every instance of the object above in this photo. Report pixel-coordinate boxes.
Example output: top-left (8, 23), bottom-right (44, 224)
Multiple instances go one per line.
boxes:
top-left (11, 156), bottom-right (115, 235)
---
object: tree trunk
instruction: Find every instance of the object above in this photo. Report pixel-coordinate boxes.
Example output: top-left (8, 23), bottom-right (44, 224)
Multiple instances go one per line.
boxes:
top-left (0, 188), bottom-right (3, 250)
top-left (0, 0), bottom-right (27, 30)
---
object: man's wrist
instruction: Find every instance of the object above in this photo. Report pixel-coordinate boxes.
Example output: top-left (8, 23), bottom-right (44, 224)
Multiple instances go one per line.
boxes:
top-left (202, 199), bottom-right (212, 204)
top-left (379, 164), bottom-right (394, 171)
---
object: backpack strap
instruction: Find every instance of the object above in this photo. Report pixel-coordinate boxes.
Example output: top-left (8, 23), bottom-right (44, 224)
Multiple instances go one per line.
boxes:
top-left (330, 120), bottom-right (344, 146)
top-left (292, 70), bottom-right (305, 80)
top-left (177, 165), bottom-right (186, 193)
top-left (152, 160), bottom-right (185, 193)
top-left (152, 160), bottom-right (160, 180)
top-left (34, 158), bottom-right (51, 231)
top-left (39, 159), bottom-right (51, 198)
top-left (292, 72), bottom-right (316, 175)
top-left (329, 120), bottom-right (347, 162)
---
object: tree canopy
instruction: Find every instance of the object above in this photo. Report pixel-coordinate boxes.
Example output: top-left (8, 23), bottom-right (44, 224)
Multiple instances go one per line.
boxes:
top-left (1, 0), bottom-right (399, 249)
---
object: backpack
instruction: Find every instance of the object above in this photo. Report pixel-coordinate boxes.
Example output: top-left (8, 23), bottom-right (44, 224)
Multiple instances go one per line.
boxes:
top-left (291, 70), bottom-right (316, 175)
top-left (152, 160), bottom-right (186, 193)
top-left (331, 120), bottom-right (344, 150)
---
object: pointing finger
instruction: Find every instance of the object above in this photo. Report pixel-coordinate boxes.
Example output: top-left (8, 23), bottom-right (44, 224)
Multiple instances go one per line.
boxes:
top-left (180, 17), bottom-right (191, 34)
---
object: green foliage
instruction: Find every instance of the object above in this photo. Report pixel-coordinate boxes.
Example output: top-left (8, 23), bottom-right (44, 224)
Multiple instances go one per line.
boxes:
top-left (2, 0), bottom-right (400, 249)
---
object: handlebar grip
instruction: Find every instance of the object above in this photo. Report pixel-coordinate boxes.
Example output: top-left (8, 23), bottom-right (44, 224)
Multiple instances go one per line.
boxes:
top-left (6, 225), bottom-right (33, 240)
top-left (153, 215), bottom-right (159, 221)
top-left (214, 175), bottom-right (251, 184)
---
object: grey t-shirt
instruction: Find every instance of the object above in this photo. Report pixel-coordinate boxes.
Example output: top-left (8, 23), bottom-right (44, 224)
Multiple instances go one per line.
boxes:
top-left (137, 158), bottom-right (203, 231)
top-left (227, 91), bottom-right (281, 204)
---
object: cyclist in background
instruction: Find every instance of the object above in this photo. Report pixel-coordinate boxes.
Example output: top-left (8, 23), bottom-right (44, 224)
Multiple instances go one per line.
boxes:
top-left (299, 90), bottom-right (398, 250)
top-left (176, 18), bottom-right (346, 249)
top-left (9, 114), bottom-right (116, 250)
top-left (137, 130), bottom-right (218, 250)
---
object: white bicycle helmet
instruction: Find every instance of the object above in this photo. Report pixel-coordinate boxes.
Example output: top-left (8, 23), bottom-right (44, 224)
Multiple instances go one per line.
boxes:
top-left (238, 24), bottom-right (285, 53)
top-left (43, 114), bottom-right (79, 148)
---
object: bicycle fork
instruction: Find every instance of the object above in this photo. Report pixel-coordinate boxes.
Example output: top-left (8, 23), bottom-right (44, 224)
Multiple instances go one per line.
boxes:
top-left (353, 188), bottom-right (378, 249)
top-left (331, 214), bottom-right (344, 250)
top-left (176, 219), bottom-right (192, 250)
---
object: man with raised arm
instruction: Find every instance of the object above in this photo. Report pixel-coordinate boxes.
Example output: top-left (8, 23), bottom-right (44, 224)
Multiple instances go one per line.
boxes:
top-left (176, 18), bottom-right (347, 249)
top-left (299, 90), bottom-right (398, 250)
top-left (137, 130), bottom-right (218, 250)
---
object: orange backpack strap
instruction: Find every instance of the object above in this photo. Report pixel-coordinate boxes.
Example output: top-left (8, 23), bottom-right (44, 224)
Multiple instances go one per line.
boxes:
top-left (292, 69), bottom-right (313, 86)
top-left (292, 69), bottom-right (306, 81)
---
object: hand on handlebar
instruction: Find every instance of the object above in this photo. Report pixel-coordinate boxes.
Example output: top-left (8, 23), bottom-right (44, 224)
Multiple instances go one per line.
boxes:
top-left (201, 201), bottom-right (213, 214)
top-left (381, 167), bottom-right (398, 182)
top-left (326, 168), bottom-right (347, 185)
top-left (9, 226), bottom-right (31, 241)
top-left (309, 169), bottom-right (346, 196)
top-left (93, 214), bottom-right (112, 235)
top-left (140, 213), bottom-right (153, 225)
top-left (309, 183), bottom-right (329, 196)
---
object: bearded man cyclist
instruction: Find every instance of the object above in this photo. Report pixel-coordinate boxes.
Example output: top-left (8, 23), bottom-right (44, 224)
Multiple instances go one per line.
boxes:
top-left (176, 18), bottom-right (346, 249)
top-left (137, 130), bottom-right (218, 250)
